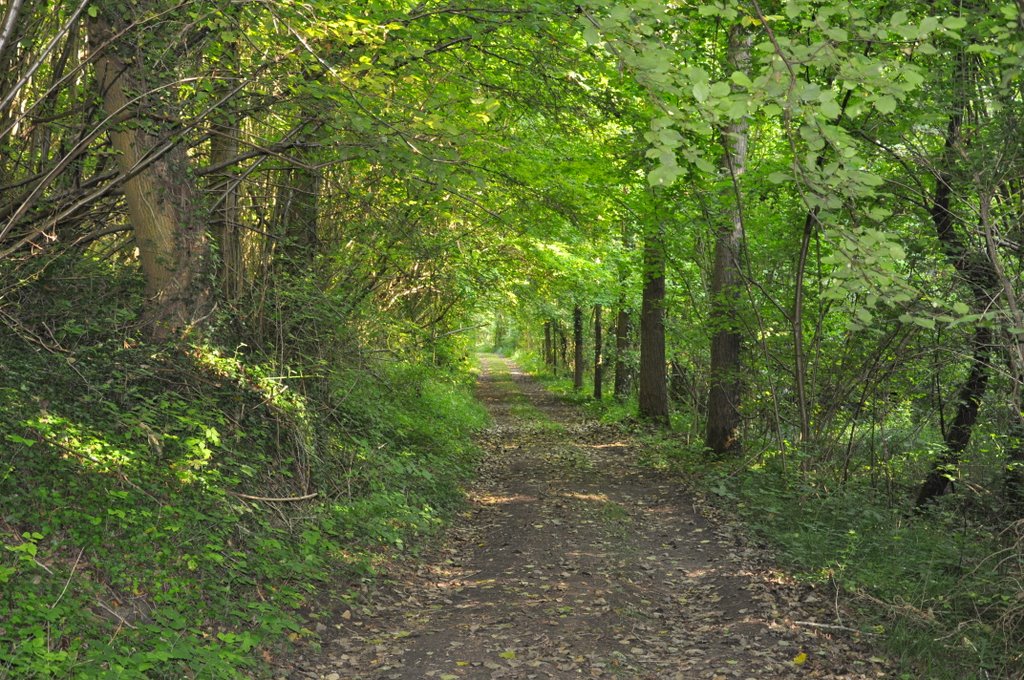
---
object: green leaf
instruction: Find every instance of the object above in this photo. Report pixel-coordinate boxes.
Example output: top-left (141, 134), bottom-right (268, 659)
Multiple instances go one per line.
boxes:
top-left (874, 95), bottom-right (897, 114)
top-left (709, 81), bottom-right (732, 98)
top-left (943, 16), bottom-right (967, 30)
top-left (730, 71), bottom-right (753, 88)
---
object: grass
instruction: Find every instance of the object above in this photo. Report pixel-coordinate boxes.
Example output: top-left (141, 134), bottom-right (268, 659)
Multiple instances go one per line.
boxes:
top-left (0, 262), bottom-right (489, 678)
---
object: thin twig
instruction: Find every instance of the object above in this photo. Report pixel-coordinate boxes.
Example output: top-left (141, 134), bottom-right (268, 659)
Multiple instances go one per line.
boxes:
top-left (226, 490), bottom-right (318, 502)
top-left (794, 620), bottom-right (874, 634)
top-left (50, 547), bottom-right (85, 610)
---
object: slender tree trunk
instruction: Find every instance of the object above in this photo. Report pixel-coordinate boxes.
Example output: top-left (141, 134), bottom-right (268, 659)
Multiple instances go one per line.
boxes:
top-left (614, 308), bottom-right (633, 401)
top-left (639, 221), bottom-right (669, 423)
top-left (210, 25), bottom-right (244, 302)
top-left (594, 304), bottom-right (603, 400)
top-left (276, 162), bottom-right (320, 273)
top-left (916, 52), bottom-right (998, 506)
top-left (706, 24), bottom-right (751, 454)
top-left (793, 210), bottom-right (816, 443)
top-left (614, 227), bottom-right (635, 401)
top-left (573, 305), bottom-right (584, 391)
top-left (543, 321), bottom-right (552, 367)
top-left (87, 9), bottom-right (211, 341)
top-left (917, 327), bottom-right (992, 505)
top-left (560, 329), bottom-right (568, 372)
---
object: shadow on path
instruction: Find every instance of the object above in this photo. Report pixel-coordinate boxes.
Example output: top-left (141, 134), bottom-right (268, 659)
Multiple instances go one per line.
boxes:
top-left (290, 354), bottom-right (888, 679)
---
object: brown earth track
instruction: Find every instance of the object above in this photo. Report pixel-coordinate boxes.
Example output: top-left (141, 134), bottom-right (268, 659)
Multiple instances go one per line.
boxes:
top-left (285, 355), bottom-right (889, 680)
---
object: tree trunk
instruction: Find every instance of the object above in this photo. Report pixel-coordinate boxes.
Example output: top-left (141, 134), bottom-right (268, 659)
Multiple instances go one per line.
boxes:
top-left (209, 25), bottom-right (244, 302)
top-left (916, 52), bottom-right (998, 506)
top-left (544, 321), bottom-right (553, 367)
top-left (573, 305), bottom-right (584, 391)
top-left (614, 307), bottom-right (633, 401)
top-left (917, 326), bottom-right (991, 505)
top-left (276, 162), bottom-right (320, 273)
top-left (638, 221), bottom-right (669, 423)
top-left (594, 304), bottom-right (603, 400)
top-left (87, 9), bottom-right (211, 341)
top-left (706, 24), bottom-right (751, 454)
top-left (560, 329), bottom-right (568, 371)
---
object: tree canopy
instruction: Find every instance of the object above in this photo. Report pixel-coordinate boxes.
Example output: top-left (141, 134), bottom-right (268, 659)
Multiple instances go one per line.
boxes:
top-left (2, 0), bottom-right (1024, 676)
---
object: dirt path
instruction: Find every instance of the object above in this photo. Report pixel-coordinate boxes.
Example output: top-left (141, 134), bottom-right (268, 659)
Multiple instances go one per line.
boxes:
top-left (291, 355), bottom-right (888, 679)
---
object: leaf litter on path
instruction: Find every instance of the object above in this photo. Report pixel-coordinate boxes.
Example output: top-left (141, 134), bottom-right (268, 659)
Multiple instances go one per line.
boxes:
top-left (282, 356), bottom-right (891, 679)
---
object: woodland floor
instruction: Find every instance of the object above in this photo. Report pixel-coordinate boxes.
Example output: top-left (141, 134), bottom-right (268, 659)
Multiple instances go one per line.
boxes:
top-left (283, 355), bottom-right (891, 679)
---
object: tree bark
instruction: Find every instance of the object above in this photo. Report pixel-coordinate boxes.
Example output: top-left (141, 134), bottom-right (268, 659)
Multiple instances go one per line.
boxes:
top-left (560, 329), bottom-right (568, 371)
top-left (276, 161), bottom-right (320, 273)
top-left (544, 321), bottom-right (553, 368)
top-left (87, 8), bottom-right (211, 341)
top-left (916, 52), bottom-right (998, 506)
top-left (209, 21), bottom-right (244, 302)
top-left (614, 307), bottom-right (633, 401)
top-left (638, 221), bottom-right (669, 423)
top-left (573, 305), bottom-right (584, 391)
top-left (917, 326), bottom-right (992, 505)
top-left (593, 304), bottom-right (603, 400)
top-left (705, 24), bottom-right (751, 454)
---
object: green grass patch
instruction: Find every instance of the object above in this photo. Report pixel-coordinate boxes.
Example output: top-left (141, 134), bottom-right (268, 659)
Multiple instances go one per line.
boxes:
top-left (701, 462), bottom-right (1024, 679)
top-left (0, 266), bottom-right (489, 677)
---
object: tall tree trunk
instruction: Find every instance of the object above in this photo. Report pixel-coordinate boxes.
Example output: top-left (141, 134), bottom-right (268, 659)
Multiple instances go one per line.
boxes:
top-left (793, 210), bottom-right (816, 444)
top-left (614, 308), bottom-right (633, 401)
top-left (638, 220), bottom-right (669, 423)
top-left (594, 304), bottom-right (603, 400)
top-left (209, 24), bottom-right (244, 302)
top-left (614, 226), bottom-right (635, 401)
top-left (87, 8), bottom-right (211, 341)
top-left (544, 321), bottom-right (553, 368)
top-left (560, 329), bottom-right (568, 371)
top-left (706, 24), bottom-right (751, 454)
top-left (573, 305), bottom-right (584, 391)
top-left (276, 161), bottom-right (320, 274)
top-left (916, 52), bottom-right (998, 506)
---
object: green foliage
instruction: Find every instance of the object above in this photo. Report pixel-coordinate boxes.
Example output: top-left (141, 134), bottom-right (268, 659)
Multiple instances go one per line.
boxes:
top-left (689, 456), bottom-right (1024, 679)
top-left (0, 260), bottom-right (487, 677)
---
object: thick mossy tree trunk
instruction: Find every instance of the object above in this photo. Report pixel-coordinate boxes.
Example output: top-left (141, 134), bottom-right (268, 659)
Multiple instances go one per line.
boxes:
top-left (705, 24), bottom-right (750, 455)
top-left (573, 305), bottom-right (584, 391)
top-left (638, 221), bottom-right (669, 423)
top-left (593, 304), bottom-right (603, 400)
top-left (88, 6), bottom-right (211, 341)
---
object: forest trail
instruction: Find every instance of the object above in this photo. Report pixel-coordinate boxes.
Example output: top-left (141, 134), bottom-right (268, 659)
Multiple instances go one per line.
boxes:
top-left (290, 355), bottom-right (887, 679)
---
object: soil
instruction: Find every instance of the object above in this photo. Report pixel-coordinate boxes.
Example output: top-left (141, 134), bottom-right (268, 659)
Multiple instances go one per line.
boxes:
top-left (284, 355), bottom-right (891, 679)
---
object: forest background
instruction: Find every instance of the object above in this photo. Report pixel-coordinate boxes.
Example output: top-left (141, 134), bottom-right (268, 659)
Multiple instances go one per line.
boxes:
top-left (1, 0), bottom-right (1023, 677)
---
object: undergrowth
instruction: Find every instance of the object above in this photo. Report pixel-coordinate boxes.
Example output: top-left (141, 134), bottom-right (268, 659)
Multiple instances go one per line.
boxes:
top-left (0, 260), bottom-right (487, 678)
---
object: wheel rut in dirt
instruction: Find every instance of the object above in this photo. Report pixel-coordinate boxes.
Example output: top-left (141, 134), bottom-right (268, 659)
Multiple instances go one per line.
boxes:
top-left (298, 355), bottom-right (888, 679)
